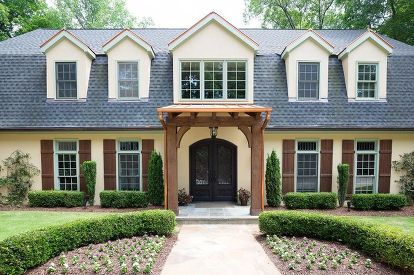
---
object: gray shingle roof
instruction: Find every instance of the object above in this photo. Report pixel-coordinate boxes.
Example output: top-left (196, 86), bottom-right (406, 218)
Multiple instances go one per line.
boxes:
top-left (0, 28), bottom-right (414, 130)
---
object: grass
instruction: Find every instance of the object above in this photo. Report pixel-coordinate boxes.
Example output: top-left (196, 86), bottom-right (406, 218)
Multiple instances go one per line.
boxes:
top-left (0, 211), bottom-right (106, 240)
top-left (358, 216), bottom-right (414, 234)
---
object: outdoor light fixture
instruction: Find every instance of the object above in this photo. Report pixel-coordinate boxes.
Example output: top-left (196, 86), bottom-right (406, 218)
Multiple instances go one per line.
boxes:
top-left (210, 127), bottom-right (218, 138)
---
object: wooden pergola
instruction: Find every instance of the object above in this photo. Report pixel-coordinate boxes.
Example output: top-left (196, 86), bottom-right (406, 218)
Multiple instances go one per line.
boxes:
top-left (157, 104), bottom-right (272, 215)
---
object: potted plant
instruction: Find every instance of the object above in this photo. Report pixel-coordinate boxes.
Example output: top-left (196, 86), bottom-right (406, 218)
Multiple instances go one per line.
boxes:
top-left (178, 188), bottom-right (193, 206)
top-left (238, 188), bottom-right (251, 206)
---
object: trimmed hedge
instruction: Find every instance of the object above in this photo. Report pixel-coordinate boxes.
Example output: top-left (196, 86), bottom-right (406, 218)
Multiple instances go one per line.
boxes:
top-left (28, 191), bottom-right (84, 207)
top-left (100, 191), bottom-right (149, 208)
top-left (283, 192), bottom-right (337, 209)
top-left (0, 210), bottom-right (176, 275)
top-left (259, 211), bottom-right (414, 271)
top-left (351, 194), bottom-right (407, 210)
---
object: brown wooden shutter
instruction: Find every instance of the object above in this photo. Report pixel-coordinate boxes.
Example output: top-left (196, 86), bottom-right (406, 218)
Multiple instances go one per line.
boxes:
top-left (79, 140), bottom-right (91, 192)
top-left (41, 140), bottom-right (54, 190)
top-left (282, 140), bottom-right (295, 194)
top-left (378, 140), bottom-right (392, 193)
top-left (141, 139), bottom-right (154, 191)
top-left (342, 140), bottom-right (355, 194)
top-left (103, 139), bottom-right (116, 190)
top-left (320, 140), bottom-right (333, 192)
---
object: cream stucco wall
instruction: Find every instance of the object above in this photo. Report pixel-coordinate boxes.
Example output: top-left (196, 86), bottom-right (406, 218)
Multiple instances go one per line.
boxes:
top-left (284, 38), bottom-right (330, 101)
top-left (171, 21), bottom-right (255, 103)
top-left (341, 39), bottom-right (388, 100)
top-left (106, 37), bottom-right (152, 100)
top-left (45, 38), bottom-right (92, 100)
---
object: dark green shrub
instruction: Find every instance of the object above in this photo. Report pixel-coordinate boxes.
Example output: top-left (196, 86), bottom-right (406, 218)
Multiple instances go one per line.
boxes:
top-left (337, 163), bottom-right (349, 207)
top-left (81, 160), bottom-right (96, 205)
top-left (147, 151), bottom-right (164, 205)
top-left (259, 211), bottom-right (414, 272)
top-left (393, 152), bottom-right (414, 204)
top-left (351, 194), bottom-right (407, 210)
top-left (100, 191), bottom-right (149, 208)
top-left (283, 192), bottom-right (337, 209)
top-left (0, 210), bottom-right (176, 275)
top-left (265, 150), bottom-right (282, 207)
top-left (28, 191), bottom-right (84, 207)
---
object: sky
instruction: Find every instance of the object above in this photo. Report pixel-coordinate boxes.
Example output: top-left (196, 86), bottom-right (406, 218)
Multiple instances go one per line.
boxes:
top-left (125, 0), bottom-right (262, 28)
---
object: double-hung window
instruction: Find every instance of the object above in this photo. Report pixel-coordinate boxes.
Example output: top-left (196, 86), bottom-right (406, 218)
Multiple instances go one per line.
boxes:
top-left (355, 140), bottom-right (378, 194)
top-left (118, 62), bottom-right (139, 99)
top-left (356, 63), bottom-right (378, 99)
top-left (296, 141), bottom-right (319, 192)
top-left (55, 140), bottom-right (78, 191)
top-left (56, 62), bottom-right (77, 99)
top-left (118, 141), bottom-right (141, 190)
top-left (298, 62), bottom-right (319, 100)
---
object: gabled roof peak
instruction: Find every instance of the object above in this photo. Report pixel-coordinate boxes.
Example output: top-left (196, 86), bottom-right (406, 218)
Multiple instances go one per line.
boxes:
top-left (102, 29), bottom-right (155, 58)
top-left (168, 11), bottom-right (259, 52)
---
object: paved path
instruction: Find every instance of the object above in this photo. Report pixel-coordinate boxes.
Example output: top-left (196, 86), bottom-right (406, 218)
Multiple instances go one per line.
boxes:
top-left (161, 224), bottom-right (280, 275)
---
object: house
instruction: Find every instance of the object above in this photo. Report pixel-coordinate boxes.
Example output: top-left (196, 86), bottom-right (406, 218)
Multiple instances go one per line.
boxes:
top-left (0, 12), bottom-right (414, 215)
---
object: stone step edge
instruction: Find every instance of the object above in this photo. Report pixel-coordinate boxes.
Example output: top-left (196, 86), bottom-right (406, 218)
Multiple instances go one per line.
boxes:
top-left (176, 216), bottom-right (258, 224)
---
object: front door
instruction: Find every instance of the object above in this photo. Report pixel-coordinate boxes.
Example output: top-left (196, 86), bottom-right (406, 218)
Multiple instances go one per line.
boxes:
top-left (190, 138), bottom-right (237, 201)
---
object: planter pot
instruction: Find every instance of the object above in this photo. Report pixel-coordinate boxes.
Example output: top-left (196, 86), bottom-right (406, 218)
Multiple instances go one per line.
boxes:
top-left (240, 198), bottom-right (248, 206)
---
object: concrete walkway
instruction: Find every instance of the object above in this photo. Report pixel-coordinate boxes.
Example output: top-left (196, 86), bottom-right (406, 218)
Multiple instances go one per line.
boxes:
top-left (161, 224), bottom-right (280, 275)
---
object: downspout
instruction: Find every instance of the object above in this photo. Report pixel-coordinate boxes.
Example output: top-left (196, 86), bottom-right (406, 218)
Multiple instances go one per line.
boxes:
top-left (158, 112), bottom-right (168, 210)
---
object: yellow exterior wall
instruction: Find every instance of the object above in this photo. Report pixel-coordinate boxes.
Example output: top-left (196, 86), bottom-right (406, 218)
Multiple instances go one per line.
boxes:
top-left (106, 37), bottom-right (152, 99)
top-left (284, 39), bottom-right (330, 101)
top-left (45, 38), bottom-right (92, 100)
top-left (171, 21), bottom-right (255, 103)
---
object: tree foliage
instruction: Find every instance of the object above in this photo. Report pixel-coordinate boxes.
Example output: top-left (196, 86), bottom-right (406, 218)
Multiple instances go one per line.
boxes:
top-left (337, 163), bottom-right (349, 207)
top-left (147, 151), bottom-right (164, 206)
top-left (81, 160), bottom-right (96, 205)
top-left (393, 152), bottom-right (414, 203)
top-left (265, 150), bottom-right (282, 207)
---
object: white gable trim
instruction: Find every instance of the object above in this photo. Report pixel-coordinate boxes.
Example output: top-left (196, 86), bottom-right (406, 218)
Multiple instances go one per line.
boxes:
top-left (40, 29), bottom-right (96, 59)
top-left (281, 30), bottom-right (334, 59)
top-left (338, 30), bottom-right (393, 59)
top-left (168, 12), bottom-right (259, 52)
top-left (102, 29), bottom-right (155, 59)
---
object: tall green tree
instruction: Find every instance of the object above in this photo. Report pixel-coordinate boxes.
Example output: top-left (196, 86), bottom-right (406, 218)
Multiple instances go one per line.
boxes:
top-left (265, 150), bottom-right (282, 207)
top-left (147, 151), bottom-right (164, 206)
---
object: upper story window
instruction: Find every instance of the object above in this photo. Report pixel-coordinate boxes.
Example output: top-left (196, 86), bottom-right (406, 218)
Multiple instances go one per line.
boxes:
top-left (56, 62), bottom-right (77, 99)
top-left (180, 60), bottom-right (247, 100)
top-left (355, 140), bottom-right (378, 194)
top-left (118, 62), bottom-right (139, 99)
top-left (118, 141), bottom-right (141, 190)
top-left (296, 141), bottom-right (319, 192)
top-left (55, 140), bottom-right (78, 191)
top-left (357, 63), bottom-right (378, 99)
top-left (298, 62), bottom-right (319, 100)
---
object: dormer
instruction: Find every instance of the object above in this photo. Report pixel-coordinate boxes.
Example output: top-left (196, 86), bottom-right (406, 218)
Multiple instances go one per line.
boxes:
top-left (41, 29), bottom-right (95, 100)
top-left (103, 29), bottom-right (155, 101)
top-left (339, 29), bottom-right (393, 101)
top-left (281, 30), bottom-right (334, 102)
top-left (168, 12), bottom-right (259, 104)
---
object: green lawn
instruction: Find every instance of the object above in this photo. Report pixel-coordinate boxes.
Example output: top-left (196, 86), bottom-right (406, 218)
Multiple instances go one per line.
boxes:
top-left (0, 211), bottom-right (106, 240)
top-left (358, 216), bottom-right (414, 234)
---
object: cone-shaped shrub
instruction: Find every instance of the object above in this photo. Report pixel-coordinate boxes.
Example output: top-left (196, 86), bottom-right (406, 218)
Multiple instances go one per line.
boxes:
top-left (148, 151), bottom-right (164, 205)
top-left (337, 163), bottom-right (349, 207)
top-left (265, 150), bottom-right (282, 207)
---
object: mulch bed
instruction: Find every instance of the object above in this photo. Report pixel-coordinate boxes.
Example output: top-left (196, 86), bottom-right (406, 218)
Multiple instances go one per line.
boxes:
top-left (27, 234), bottom-right (177, 275)
top-left (0, 205), bottom-right (163, 213)
top-left (257, 235), bottom-right (402, 275)
top-left (264, 205), bottom-right (414, 216)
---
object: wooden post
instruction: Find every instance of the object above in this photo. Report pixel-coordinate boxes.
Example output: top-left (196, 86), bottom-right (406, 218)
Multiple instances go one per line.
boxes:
top-left (250, 123), bottom-right (263, 215)
top-left (166, 124), bottom-right (179, 214)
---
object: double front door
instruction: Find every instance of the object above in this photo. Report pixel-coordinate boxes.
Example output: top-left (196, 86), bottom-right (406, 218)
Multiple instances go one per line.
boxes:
top-left (189, 138), bottom-right (237, 201)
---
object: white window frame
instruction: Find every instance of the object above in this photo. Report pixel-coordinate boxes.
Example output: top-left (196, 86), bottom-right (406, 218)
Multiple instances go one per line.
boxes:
top-left (296, 61), bottom-right (321, 101)
top-left (54, 140), bottom-right (79, 191)
top-left (116, 140), bottom-right (142, 191)
top-left (355, 62), bottom-right (379, 100)
top-left (117, 60), bottom-right (140, 100)
top-left (294, 140), bottom-right (320, 192)
top-left (354, 139), bottom-right (379, 194)
top-left (179, 59), bottom-right (248, 102)
top-left (54, 61), bottom-right (79, 100)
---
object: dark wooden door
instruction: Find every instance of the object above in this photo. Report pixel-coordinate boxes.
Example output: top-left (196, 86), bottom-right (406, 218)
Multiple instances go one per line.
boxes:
top-left (190, 138), bottom-right (237, 201)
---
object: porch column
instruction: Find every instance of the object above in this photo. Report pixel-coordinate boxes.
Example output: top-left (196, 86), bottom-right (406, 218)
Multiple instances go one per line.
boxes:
top-left (250, 123), bottom-right (264, 215)
top-left (166, 123), bottom-right (178, 214)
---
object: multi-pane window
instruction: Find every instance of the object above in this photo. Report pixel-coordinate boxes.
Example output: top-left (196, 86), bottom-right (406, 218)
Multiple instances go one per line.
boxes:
top-left (296, 141), bottom-right (319, 192)
top-left (118, 62), bottom-right (139, 98)
top-left (55, 141), bottom-right (78, 191)
top-left (56, 62), bottom-right (77, 99)
top-left (298, 62), bottom-right (319, 100)
top-left (355, 141), bottom-right (378, 194)
top-left (180, 61), bottom-right (247, 100)
top-left (118, 141), bottom-right (140, 190)
top-left (357, 63), bottom-right (378, 99)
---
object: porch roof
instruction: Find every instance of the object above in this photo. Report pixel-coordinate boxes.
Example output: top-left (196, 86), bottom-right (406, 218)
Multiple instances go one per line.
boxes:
top-left (157, 104), bottom-right (272, 114)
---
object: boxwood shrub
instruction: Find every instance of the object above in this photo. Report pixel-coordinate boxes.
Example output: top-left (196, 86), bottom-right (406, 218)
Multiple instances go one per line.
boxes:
top-left (100, 191), bottom-right (149, 208)
top-left (259, 211), bottom-right (414, 271)
top-left (283, 192), bottom-right (337, 209)
top-left (351, 194), bottom-right (407, 210)
top-left (0, 210), bottom-right (176, 275)
top-left (28, 191), bottom-right (84, 207)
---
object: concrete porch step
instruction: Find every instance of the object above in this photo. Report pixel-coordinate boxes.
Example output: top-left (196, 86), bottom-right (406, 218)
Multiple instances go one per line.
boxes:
top-left (176, 216), bottom-right (258, 224)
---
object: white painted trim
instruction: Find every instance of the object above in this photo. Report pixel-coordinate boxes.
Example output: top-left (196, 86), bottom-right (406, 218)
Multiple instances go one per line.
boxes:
top-left (103, 30), bottom-right (155, 59)
top-left (281, 31), bottom-right (334, 59)
top-left (353, 139), bottom-right (379, 194)
top-left (53, 139), bottom-right (80, 191)
top-left (116, 139), bottom-right (142, 191)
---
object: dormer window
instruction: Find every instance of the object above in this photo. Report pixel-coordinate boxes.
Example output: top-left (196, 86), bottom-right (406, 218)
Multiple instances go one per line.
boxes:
top-left (56, 62), bottom-right (77, 99)
top-left (356, 63), bottom-right (378, 99)
top-left (298, 62), bottom-right (319, 100)
top-left (118, 62), bottom-right (139, 99)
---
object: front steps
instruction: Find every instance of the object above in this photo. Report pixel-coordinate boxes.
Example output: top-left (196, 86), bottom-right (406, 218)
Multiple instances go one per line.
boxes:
top-left (176, 216), bottom-right (258, 224)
